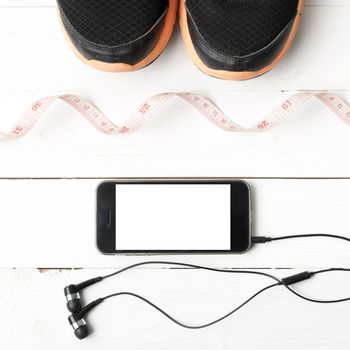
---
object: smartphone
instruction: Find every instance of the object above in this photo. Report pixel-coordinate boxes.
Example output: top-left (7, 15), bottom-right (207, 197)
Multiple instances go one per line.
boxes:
top-left (96, 179), bottom-right (251, 254)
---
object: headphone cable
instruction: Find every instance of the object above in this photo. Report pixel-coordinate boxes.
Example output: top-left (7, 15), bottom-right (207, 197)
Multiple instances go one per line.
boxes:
top-left (252, 233), bottom-right (350, 244)
top-left (102, 261), bottom-right (281, 282)
top-left (97, 267), bottom-right (350, 330)
top-left (102, 283), bottom-right (280, 330)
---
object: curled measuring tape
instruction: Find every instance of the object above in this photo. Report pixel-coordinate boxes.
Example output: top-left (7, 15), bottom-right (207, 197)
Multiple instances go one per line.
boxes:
top-left (1, 91), bottom-right (350, 141)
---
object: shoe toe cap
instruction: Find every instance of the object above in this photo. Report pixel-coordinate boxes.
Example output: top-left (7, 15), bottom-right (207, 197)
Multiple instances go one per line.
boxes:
top-left (185, 0), bottom-right (301, 73)
top-left (58, 0), bottom-right (169, 65)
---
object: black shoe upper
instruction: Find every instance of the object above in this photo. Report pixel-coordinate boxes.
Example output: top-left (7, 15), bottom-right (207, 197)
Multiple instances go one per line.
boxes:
top-left (185, 0), bottom-right (300, 72)
top-left (57, 0), bottom-right (169, 64)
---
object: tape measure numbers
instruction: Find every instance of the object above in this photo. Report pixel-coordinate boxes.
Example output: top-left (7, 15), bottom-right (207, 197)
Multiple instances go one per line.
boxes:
top-left (1, 91), bottom-right (350, 141)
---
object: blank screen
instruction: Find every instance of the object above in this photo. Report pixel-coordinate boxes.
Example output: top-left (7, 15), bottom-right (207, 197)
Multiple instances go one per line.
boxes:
top-left (115, 184), bottom-right (231, 250)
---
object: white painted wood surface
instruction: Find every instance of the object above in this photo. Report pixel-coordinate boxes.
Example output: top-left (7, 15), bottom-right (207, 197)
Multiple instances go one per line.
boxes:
top-left (0, 0), bottom-right (350, 177)
top-left (1, 1), bottom-right (350, 349)
top-left (0, 178), bottom-right (350, 268)
top-left (1, 268), bottom-right (350, 350)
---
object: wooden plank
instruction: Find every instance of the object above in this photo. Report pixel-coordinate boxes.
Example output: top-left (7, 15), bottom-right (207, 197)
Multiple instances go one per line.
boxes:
top-left (0, 90), bottom-right (350, 178)
top-left (0, 268), bottom-right (349, 350)
top-left (0, 179), bottom-right (349, 269)
top-left (0, 4), bottom-right (349, 92)
top-left (0, 5), bottom-right (350, 177)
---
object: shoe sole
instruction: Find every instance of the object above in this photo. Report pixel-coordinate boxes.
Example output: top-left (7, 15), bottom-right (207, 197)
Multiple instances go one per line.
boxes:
top-left (58, 0), bottom-right (178, 72)
top-left (179, 0), bottom-right (304, 80)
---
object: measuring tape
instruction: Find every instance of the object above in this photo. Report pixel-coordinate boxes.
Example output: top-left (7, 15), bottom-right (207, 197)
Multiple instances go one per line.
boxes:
top-left (1, 91), bottom-right (350, 140)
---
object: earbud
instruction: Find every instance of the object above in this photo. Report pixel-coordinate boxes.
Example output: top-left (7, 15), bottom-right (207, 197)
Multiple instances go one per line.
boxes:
top-left (68, 313), bottom-right (89, 340)
top-left (64, 277), bottom-right (103, 313)
top-left (64, 285), bottom-right (82, 313)
top-left (68, 299), bottom-right (104, 340)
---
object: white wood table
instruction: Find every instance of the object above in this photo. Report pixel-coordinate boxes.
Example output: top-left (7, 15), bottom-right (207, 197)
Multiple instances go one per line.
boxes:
top-left (0, 1), bottom-right (350, 349)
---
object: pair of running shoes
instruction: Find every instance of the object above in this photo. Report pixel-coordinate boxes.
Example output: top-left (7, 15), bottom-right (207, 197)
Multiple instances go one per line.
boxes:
top-left (57, 0), bottom-right (304, 81)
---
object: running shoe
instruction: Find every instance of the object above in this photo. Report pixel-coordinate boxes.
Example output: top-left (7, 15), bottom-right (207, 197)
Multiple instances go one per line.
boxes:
top-left (180, 0), bottom-right (304, 80)
top-left (57, 0), bottom-right (178, 72)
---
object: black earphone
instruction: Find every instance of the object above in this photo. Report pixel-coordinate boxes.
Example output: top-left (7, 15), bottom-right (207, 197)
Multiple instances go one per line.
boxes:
top-left (64, 261), bottom-right (279, 339)
top-left (64, 233), bottom-right (350, 340)
top-left (64, 262), bottom-right (350, 340)
top-left (67, 299), bottom-right (104, 339)
top-left (64, 277), bottom-right (102, 313)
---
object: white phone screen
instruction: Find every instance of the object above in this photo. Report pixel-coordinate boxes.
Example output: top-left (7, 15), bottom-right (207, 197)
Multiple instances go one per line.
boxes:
top-left (115, 184), bottom-right (231, 250)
